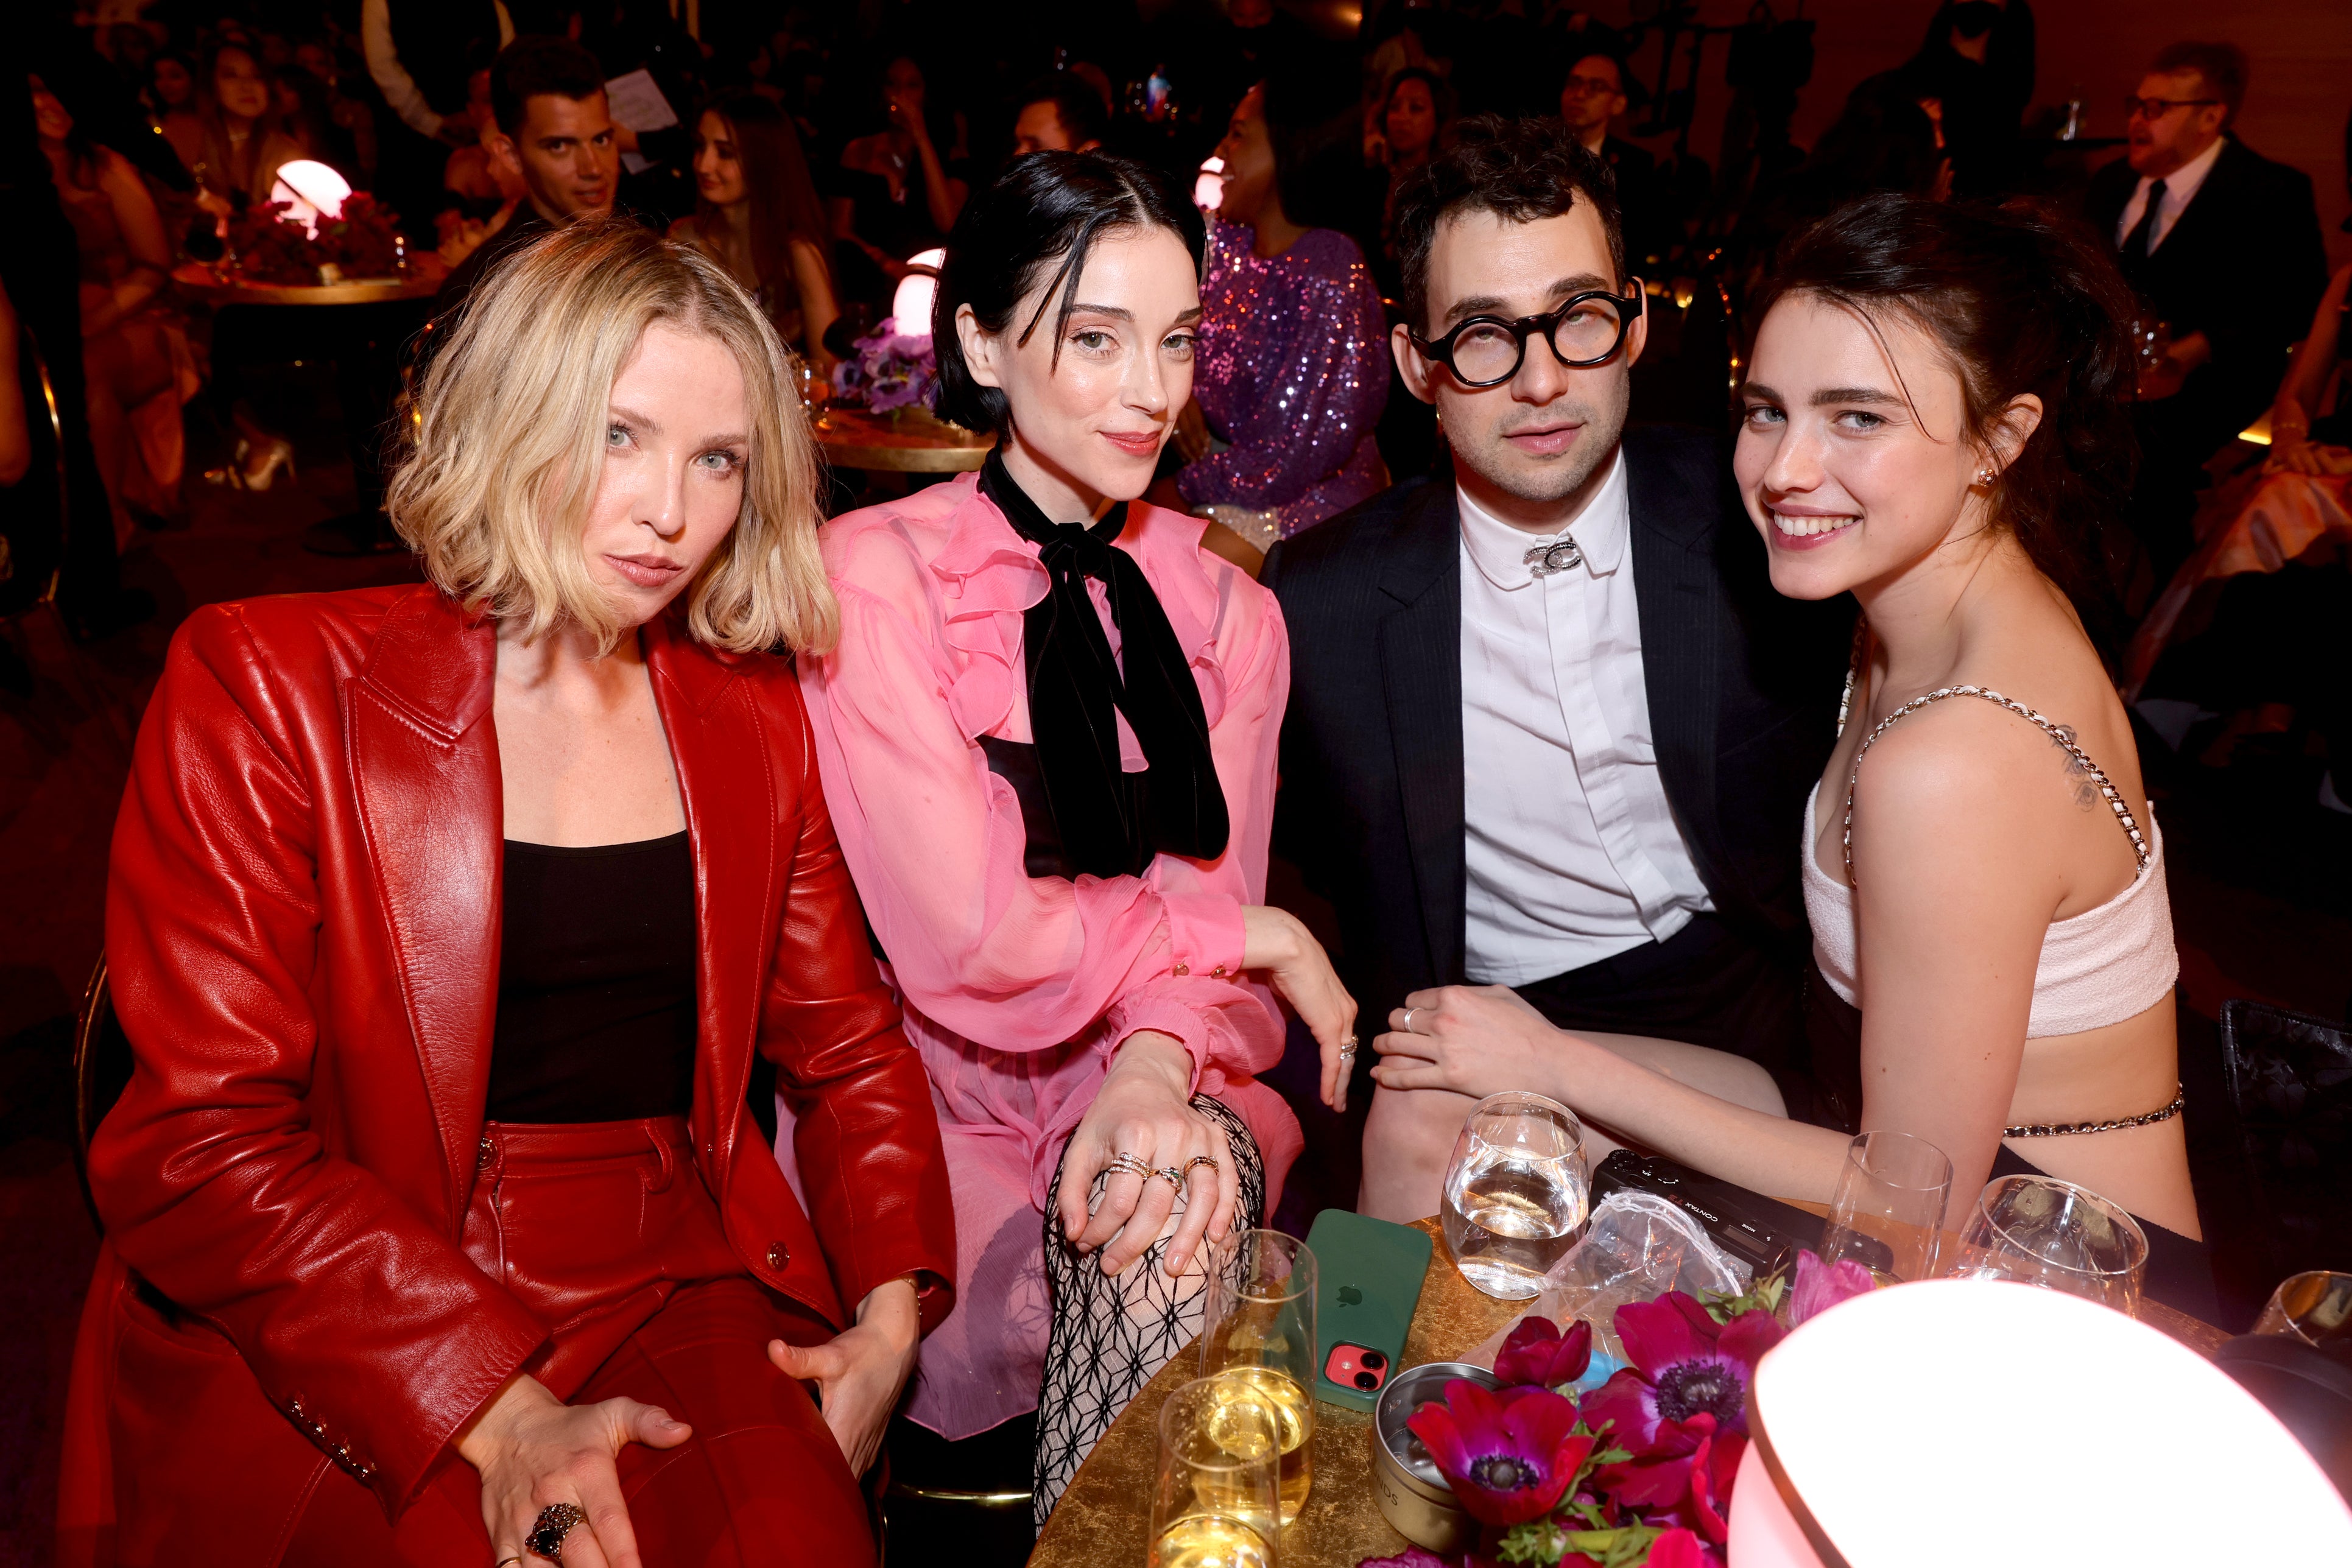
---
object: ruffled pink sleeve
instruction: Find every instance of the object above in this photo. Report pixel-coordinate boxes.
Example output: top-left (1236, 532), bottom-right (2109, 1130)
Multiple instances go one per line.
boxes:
top-left (798, 501), bottom-right (1290, 1094)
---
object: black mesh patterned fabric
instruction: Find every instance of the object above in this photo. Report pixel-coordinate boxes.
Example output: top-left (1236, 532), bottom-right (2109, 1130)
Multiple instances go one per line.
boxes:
top-left (1032, 1097), bottom-right (1265, 1530)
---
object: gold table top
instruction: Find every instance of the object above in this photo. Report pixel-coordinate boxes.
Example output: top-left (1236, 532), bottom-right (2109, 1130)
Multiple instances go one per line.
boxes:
top-left (172, 260), bottom-right (443, 307)
top-left (1025, 1209), bottom-right (2229, 1567)
top-left (1028, 1218), bottom-right (1517, 1568)
top-left (813, 406), bottom-right (993, 473)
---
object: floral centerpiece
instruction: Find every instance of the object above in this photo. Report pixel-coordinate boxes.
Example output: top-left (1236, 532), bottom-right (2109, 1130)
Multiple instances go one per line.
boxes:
top-left (226, 192), bottom-right (406, 286)
top-left (1371, 1252), bottom-right (1873, 1568)
top-left (829, 316), bottom-right (939, 415)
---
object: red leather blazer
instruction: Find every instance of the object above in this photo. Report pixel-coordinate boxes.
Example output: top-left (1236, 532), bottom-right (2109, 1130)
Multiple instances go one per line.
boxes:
top-left (57, 585), bottom-right (955, 1564)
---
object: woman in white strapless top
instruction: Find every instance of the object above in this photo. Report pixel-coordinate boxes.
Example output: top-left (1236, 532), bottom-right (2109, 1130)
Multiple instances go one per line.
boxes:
top-left (1367, 197), bottom-right (2208, 1311)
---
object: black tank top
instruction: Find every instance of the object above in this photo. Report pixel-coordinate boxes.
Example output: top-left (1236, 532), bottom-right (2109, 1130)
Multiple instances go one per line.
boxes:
top-left (486, 832), bottom-right (699, 1123)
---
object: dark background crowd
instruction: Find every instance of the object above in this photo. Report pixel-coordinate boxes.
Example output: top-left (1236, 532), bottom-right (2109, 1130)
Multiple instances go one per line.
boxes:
top-left (2, 1), bottom-right (2350, 1561)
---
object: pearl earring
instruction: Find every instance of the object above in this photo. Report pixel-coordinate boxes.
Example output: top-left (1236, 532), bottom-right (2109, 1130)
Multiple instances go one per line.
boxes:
top-left (1977, 466), bottom-right (1996, 485)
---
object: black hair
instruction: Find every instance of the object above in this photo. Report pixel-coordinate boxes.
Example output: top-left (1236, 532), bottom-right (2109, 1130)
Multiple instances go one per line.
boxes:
top-left (1380, 65), bottom-right (1456, 129)
top-left (490, 35), bottom-right (607, 138)
top-left (1015, 72), bottom-right (1108, 149)
top-left (932, 151), bottom-right (1205, 436)
top-left (1753, 194), bottom-right (2138, 625)
top-left (1392, 114), bottom-right (1624, 332)
top-left (1261, 63), bottom-right (1362, 234)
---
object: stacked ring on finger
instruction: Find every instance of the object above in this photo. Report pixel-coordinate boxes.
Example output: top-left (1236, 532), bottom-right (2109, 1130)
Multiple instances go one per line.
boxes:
top-left (1105, 1151), bottom-right (1153, 1181)
top-left (1181, 1154), bottom-right (1220, 1181)
top-left (1150, 1165), bottom-right (1188, 1191)
top-left (526, 1502), bottom-right (587, 1561)
top-left (1337, 1032), bottom-right (1359, 1059)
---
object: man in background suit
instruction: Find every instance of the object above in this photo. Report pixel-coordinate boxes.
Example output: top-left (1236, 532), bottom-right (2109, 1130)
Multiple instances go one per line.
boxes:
top-left (1262, 116), bottom-right (1845, 1218)
top-left (2085, 40), bottom-right (2326, 582)
top-left (1557, 53), bottom-right (1672, 271)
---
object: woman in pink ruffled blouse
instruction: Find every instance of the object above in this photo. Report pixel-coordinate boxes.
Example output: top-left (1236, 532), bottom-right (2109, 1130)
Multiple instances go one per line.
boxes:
top-left (797, 153), bottom-right (1357, 1526)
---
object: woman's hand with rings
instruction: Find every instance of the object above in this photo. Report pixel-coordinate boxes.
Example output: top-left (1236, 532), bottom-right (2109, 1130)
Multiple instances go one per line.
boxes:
top-left (1242, 905), bottom-right (1359, 1113)
top-left (457, 1373), bottom-right (691, 1568)
top-left (1057, 1030), bottom-right (1236, 1278)
top-left (1373, 985), bottom-right (1564, 1102)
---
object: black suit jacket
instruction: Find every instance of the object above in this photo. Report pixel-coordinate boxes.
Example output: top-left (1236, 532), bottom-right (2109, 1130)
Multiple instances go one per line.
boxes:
top-left (2085, 138), bottom-right (2328, 438)
top-left (1261, 425), bottom-right (1849, 1022)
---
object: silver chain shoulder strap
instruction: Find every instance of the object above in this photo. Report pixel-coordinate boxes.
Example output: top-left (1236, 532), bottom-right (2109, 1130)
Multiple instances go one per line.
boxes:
top-left (1840, 685), bottom-right (2152, 888)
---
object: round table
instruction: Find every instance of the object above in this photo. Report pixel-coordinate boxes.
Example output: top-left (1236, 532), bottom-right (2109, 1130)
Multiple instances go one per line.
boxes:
top-left (171, 261), bottom-right (445, 308)
top-left (812, 406), bottom-right (991, 473)
top-left (1026, 1213), bottom-right (2231, 1568)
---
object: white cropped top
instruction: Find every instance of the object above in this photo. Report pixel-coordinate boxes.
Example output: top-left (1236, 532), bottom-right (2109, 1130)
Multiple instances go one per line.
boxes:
top-left (1802, 685), bottom-right (2178, 1039)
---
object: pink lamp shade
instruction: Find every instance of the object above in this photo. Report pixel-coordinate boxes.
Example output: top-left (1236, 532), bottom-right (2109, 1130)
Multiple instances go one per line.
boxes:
top-left (267, 159), bottom-right (351, 238)
top-left (1194, 156), bottom-right (1225, 214)
top-left (889, 247), bottom-right (948, 339)
top-left (1729, 1279), bottom-right (2352, 1567)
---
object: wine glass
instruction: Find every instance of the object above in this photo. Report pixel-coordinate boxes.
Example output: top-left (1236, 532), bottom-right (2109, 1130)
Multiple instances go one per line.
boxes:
top-left (1951, 1173), bottom-right (2149, 1316)
top-left (1440, 1091), bottom-right (1589, 1301)
top-left (1148, 1374), bottom-right (1281, 1568)
top-left (1199, 1230), bottom-right (1315, 1525)
top-left (1820, 1130), bottom-right (1953, 1282)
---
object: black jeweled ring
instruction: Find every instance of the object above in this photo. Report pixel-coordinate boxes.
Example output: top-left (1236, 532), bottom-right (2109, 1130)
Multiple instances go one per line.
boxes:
top-left (527, 1502), bottom-right (588, 1561)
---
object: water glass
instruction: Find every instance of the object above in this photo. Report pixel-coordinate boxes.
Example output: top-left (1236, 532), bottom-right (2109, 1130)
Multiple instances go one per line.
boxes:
top-left (1440, 1091), bottom-right (1590, 1301)
top-left (1951, 1173), bottom-right (2149, 1316)
top-left (1147, 1373), bottom-right (1281, 1568)
top-left (1199, 1230), bottom-right (1315, 1525)
top-left (1820, 1130), bottom-right (1953, 1282)
top-left (2253, 1271), bottom-right (2352, 1350)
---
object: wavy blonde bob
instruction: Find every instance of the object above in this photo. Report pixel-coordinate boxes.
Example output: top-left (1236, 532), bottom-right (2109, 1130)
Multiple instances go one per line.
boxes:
top-left (388, 220), bottom-right (836, 655)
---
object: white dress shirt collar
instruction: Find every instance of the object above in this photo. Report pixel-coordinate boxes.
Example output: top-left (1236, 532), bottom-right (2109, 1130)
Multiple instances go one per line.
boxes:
top-left (1457, 447), bottom-right (1631, 592)
top-left (2121, 134), bottom-right (2226, 253)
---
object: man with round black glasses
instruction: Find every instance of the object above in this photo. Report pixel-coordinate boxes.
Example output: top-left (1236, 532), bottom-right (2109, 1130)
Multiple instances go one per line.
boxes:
top-left (1261, 115), bottom-right (1848, 1220)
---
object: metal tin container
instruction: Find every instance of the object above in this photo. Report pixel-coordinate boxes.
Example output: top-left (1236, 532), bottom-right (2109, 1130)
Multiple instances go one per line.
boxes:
top-left (1370, 1361), bottom-right (1500, 1552)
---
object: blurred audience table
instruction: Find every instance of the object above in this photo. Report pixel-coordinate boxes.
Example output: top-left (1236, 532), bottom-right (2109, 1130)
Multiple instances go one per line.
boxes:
top-left (813, 406), bottom-right (992, 474)
top-left (1029, 1209), bottom-right (2229, 1568)
top-left (171, 259), bottom-right (446, 309)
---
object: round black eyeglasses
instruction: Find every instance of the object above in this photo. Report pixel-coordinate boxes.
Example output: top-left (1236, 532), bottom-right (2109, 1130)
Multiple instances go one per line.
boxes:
top-left (1408, 286), bottom-right (1646, 388)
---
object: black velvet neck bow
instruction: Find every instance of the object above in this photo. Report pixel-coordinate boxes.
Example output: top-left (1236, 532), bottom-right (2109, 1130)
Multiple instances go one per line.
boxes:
top-left (981, 451), bottom-right (1230, 880)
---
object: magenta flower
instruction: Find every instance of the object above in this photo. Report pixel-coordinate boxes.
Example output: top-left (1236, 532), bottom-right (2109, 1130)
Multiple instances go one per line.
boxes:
top-left (1581, 1292), bottom-right (1783, 1458)
top-left (1356, 1549), bottom-right (1462, 1568)
top-left (1786, 1248), bottom-right (1876, 1327)
top-left (1406, 1379), bottom-right (1597, 1527)
top-left (1495, 1314), bottom-right (1595, 1390)
top-left (1643, 1527), bottom-right (1714, 1568)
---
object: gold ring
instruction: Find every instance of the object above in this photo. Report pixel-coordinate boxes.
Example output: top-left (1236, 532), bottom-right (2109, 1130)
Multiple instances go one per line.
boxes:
top-left (1181, 1155), bottom-right (1219, 1180)
top-left (1150, 1165), bottom-right (1187, 1190)
top-left (526, 1501), bottom-right (587, 1560)
top-left (1104, 1151), bottom-right (1152, 1180)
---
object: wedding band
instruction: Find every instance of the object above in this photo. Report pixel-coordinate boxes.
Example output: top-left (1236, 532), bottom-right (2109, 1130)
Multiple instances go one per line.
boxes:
top-left (1105, 1151), bottom-right (1153, 1180)
top-left (526, 1502), bottom-right (587, 1561)
top-left (498, 1559), bottom-right (526, 1568)
top-left (1150, 1165), bottom-right (1187, 1190)
top-left (1403, 1007), bottom-right (1420, 1033)
top-left (1181, 1155), bottom-right (1220, 1180)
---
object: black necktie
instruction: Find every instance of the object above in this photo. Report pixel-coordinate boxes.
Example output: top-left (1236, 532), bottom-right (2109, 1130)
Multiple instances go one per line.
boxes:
top-left (2121, 178), bottom-right (2168, 265)
top-left (979, 451), bottom-right (1230, 881)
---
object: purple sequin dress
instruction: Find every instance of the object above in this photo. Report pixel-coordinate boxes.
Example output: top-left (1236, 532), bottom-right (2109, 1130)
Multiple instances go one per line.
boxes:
top-left (1178, 219), bottom-right (1389, 541)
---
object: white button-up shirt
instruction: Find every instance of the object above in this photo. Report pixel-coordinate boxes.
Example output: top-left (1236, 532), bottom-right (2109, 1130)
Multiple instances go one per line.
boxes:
top-left (2114, 134), bottom-right (2225, 255)
top-left (1457, 452), bottom-right (1714, 987)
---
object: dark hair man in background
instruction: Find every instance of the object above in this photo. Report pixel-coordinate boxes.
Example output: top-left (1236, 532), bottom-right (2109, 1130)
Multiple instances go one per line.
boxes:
top-left (1556, 53), bottom-right (1671, 270)
top-left (1262, 116), bottom-right (1845, 1220)
top-left (1009, 74), bottom-right (1105, 157)
top-left (2085, 40), bottom-right (2326, 582)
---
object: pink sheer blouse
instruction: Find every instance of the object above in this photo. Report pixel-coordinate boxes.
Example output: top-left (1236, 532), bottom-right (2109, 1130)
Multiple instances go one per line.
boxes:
top-left (794, 471), bottom-right (1302, 1440)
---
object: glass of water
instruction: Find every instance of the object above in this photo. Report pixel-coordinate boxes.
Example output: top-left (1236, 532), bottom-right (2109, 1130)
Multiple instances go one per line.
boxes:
top-left (1441, 1091), bottom-right (1590, 1300)
top-left (1950, 1173), bottom-right (2149, 1317)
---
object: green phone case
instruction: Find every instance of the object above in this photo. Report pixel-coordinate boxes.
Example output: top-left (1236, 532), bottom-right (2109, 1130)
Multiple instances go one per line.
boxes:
top-left (1303, 1208), bottom-right (1434, 1412)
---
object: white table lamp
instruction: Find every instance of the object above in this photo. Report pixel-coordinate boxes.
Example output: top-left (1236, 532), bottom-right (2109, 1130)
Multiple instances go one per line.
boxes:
top-left (890, 247), bottom-right (948, 337)
top-left (267, 160), bottom-right (352, 239)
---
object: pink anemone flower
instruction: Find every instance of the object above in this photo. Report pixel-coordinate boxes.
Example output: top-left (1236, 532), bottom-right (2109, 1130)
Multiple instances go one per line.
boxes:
top-left (1406, 1379), bottom-right (1597, 1527)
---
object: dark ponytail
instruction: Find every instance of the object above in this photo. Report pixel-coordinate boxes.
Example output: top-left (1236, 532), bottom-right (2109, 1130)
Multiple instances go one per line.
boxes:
top-left (931, 151), bottom-right (1205, 435)
top-left (1754, 194), bottom-right (2139, 628)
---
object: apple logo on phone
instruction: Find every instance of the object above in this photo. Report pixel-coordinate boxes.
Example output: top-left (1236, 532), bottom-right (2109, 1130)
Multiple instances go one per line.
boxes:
top-left (1337, 1285), bottom-right (1363, 1307)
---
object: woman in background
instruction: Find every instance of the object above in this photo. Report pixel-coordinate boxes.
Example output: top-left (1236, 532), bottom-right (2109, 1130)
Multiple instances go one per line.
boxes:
top-left (828, 56), bottom-right (969, 308)
top-left (798, 152), bottom-right (1356, 1525)
top-left (190, 41), bottom-right (309, 214)
top-left (33, 75), bottom-right (197, 539)
top-left (1174, 75), bottom-right (1389, 550)
top-left (1361, 66), bottom-right (1452, 296)
top-left (673, 91), bottom-right (842, 375)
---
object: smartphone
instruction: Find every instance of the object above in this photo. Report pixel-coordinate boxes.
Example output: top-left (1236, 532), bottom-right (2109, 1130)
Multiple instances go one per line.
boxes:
top-left (1304, 1209), bottom-right (1432, 1412)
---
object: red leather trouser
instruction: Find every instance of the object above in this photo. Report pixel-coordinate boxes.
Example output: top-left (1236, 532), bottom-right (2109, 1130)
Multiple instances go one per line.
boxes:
top-left (281, 1117), bottom-right (871, 1567)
